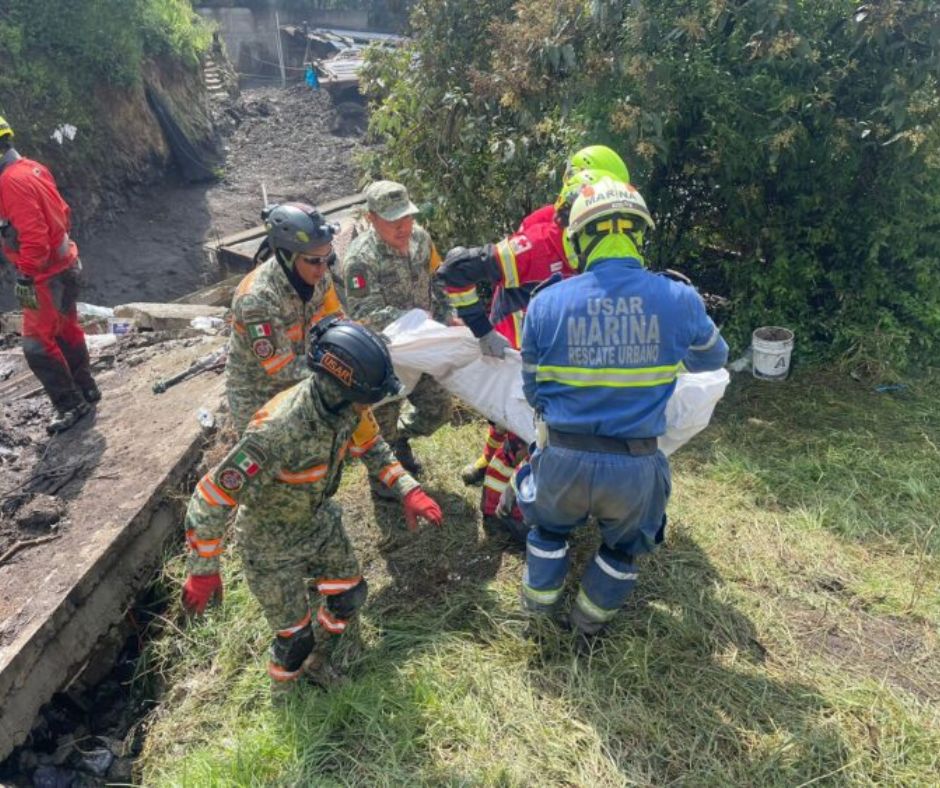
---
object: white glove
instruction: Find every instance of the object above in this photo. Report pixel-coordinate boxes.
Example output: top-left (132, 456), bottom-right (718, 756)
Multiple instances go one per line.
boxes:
top-left (479, 330), bottom-right (511, 359)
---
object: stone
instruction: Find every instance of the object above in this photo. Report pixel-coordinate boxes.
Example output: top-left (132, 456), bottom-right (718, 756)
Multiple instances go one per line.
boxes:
top-left (111, 303), bottom-right (227, 332)
top-left (15, 495), bottom-right (65, 530)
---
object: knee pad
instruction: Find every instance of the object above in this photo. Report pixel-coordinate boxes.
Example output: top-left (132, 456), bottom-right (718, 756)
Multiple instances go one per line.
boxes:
top-left (270, 622), bottom-right (314, 673)
top-left (326, 578), bottom-right (368, 619)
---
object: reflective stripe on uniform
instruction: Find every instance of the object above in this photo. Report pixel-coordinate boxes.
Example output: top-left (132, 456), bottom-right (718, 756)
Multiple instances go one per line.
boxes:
top-left (690, 325), bottom-right (720, 351)
top-left (535, 363), bottom-right (680, 388)
top-left (316, 576), bottom-right (362, 595)
top-left (185, 529), bottom-right (224, 559)
top-left (348, 435), bottom-right (379, 457)
top-left (528, 543), bottom-right (568, 560)
top-left (276, 464), bottom-right (328, 484)
top-left (378, 462), bottom-right (405, 487)
top-left (486, 455), bottom-right (514, 480)
top-left (196, 476), bottom-right (236, 507)
top-left (317, 605), bottom-right (347, 634)
top-left (574, 587), bottom-right (618, 622)
top-left (594, 554), bottom-right (638, 581)
top-left (522, 583), bottom-right (564, 605)
top-left (446, 285), bottom-right (479, 308)
top-left (268, 661), bottom-right (303, 682)
top-left (483, 474), bottom-right (509, 494)
top-left (285, 322), bottom-right (304, 342)
top-left (277, 611), bottom-right (312, 638)
top-left (511, 311), bottom-right (524, 349)
top-left (261, 351), bottom-right (296, 376)
top-left (494, 239), bottom-right (520, 288)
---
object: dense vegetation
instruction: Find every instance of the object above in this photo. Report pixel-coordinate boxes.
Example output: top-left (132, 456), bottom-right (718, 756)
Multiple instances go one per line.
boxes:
top-left (0, 0), bottom-right (210, 186)
top-left (361, 0), bottom-right (940, 373)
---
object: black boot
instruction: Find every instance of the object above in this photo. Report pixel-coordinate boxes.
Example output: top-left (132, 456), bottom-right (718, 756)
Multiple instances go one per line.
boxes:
top-left (81, 381), bottom-right (102, 403)
top-left (47, 400), bottom-right (91, 434)
top-left (391, 437), bottom-right (422, 476)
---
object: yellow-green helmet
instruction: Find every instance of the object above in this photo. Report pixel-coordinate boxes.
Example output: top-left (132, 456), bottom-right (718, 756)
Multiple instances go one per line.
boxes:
top-left (554, 168), bottom-right (615, 228)
top-left (567, 175), bottom-right (653, 269)
top-left (564, 145), bottom-right (629, 184)
top-left (0, 116), bottom-right (13, 140)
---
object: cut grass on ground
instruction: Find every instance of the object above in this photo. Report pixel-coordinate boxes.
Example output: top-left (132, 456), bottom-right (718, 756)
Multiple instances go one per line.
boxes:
top-left (138, 369), bottom-right (939, 786)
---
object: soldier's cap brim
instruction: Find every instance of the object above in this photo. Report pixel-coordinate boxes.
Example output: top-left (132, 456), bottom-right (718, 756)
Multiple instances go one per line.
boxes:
top-left (374, 200), bottom-right (419, 222)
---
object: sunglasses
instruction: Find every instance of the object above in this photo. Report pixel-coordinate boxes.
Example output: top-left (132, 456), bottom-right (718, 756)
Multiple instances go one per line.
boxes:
top-left (297, 250), bottom-right (336, 267)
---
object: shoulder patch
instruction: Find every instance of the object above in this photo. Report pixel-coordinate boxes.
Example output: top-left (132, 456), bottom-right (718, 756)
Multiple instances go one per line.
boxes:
top-left (251, 338), bottom-right (275, 359)
top-left (216, 441), bottom-right (267, 492)
top-left (345, 265), bottom-right (370, 296)
top-left (248, 322), bottom-right (273, 339)
top-left (509, 234), bottom-right (532, 255)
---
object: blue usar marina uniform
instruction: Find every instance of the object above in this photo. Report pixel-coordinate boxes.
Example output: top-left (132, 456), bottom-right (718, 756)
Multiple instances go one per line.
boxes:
top-left (518, 255), bottom-right (728, 633)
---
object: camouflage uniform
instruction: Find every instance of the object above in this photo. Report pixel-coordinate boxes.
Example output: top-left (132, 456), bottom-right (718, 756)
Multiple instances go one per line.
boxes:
top-left (226, 255), bottom-right (343, 432)
top-left (184, 378), bottom-right (418, 682)
top-left (339, 181), bottom-right (454, 442)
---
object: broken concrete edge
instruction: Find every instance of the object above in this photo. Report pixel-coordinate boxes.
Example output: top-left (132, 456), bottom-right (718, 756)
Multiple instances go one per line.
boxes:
top-left (112, 303), bottom-right (228, 331)
top-left (0, 427), bottom-right (213, 762)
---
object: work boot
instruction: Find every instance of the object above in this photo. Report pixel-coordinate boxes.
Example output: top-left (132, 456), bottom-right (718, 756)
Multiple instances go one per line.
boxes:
top-left (81, 381), bottom-right (102, 404)
top-left (460, 457), bottom-right (487, 486)
top-left (483, 513), bottom-right (528, 549)
top-left (301, 650), bottom-right (346, 690)
top-left (391, 437), bottom-right (422, 476)
top-left (47, 400), bottom-right (91, 435)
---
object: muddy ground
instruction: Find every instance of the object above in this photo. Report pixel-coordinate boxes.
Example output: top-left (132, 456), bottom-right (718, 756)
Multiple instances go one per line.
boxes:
top-left (0, 84), bottom-right (365, 312)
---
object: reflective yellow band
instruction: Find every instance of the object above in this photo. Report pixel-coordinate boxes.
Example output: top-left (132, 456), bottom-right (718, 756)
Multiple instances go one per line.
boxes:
top-left (446, 286), bottom-right (479, 308)
top-left (535, 363), bottom-right (680, 388)
top-left (495, 239), bottom-right (520, 288)
top-left (574, 588), bottom-right (618, 622)
top-left (523, 583), bottom-right (564, 605)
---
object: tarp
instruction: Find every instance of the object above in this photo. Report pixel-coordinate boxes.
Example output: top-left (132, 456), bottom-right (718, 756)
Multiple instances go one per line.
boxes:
top-left (384, 310), bottom-right (729, 456)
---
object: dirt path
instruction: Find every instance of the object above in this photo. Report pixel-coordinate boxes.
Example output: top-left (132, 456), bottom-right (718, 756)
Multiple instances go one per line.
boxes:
top-left (0, 85), bottom-right (364, 311)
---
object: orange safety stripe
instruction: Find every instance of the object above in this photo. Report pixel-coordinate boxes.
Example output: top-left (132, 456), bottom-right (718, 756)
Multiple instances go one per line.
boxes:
top-left (232, 321), bottom-right (248, 335)
top-left (276, 464), bottom-right (328, 484)
top-left (378, 462), bottom-right (405, 487)
top-left (428, 244), bottom-right (443, 273)
top-left (196, 476), bottom-right (236, 508)
top-left (234, 266), bottom-right (262, 297)
top-left (348, 434), bottom-right (379, 457)
top-left (261, 351), bottom-right (296, 376)
top-left (276, 611), bottom-right (312, 638)
top-left (250, 388), bottom-right (295, 427)
top-left (317, 605), bottom-right (347, 634)
top-left (285, 322), bottom-right (303, 342)
top-left (267, 661), bottom-right (303, 682)
top-left (187, 531), bottom-right (223, 559)
top-left (315, 576), bottom-right (363, 595)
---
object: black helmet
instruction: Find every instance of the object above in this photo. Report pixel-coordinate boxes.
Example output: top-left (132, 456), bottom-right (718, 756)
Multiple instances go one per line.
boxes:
top-left (262, 202), bottom-right (338, 255)
top-left (307, 318), bottom-right (402, 404)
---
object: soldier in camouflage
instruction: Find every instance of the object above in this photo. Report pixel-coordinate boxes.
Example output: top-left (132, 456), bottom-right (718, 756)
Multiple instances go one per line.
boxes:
top-left (226, 202), bottom-right (345, 432)
top-left (181, 318), bottom-right (444, 693)
top-left (339, 180), bottom-right (455, 481)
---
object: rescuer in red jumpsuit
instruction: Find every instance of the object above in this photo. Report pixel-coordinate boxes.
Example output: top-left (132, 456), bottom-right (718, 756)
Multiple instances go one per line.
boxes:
top-left (435, 146), bottom-right (631, 542)
top-left (0, 116), bottom-right (100, 433)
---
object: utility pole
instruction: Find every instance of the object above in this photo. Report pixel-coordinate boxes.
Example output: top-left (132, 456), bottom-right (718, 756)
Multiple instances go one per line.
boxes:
top-left (274, 11), bottom-right (287, 88)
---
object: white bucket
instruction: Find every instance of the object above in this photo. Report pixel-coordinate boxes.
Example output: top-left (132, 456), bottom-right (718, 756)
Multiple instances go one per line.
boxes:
top-left (752, 326), bottom-right (794, 381)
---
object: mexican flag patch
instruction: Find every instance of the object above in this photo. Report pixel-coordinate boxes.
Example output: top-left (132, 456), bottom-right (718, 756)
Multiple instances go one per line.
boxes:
top-left (234, 450), bottom-right (261, 476)
top-left (350, 274), bottom-right (366, 290)
top-left (248, 322), bottom-right (273, 339)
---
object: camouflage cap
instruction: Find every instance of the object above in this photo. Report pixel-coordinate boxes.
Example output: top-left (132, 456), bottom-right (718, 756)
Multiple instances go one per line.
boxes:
top-left (364, 180), bottom-right (419, 222)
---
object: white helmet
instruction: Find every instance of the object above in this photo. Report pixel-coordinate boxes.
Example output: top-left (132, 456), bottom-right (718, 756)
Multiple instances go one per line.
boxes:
top-left (567, 176), bottom-right (655, 236)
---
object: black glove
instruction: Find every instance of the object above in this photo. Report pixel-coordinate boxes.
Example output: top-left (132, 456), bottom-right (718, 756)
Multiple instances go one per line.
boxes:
top-left (15, 276), bottom-right (38, 310)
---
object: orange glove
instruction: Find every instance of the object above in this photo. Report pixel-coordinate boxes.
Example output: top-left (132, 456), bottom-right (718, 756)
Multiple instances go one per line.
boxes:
top-left (182, 573), bottom-right (223, 615)
top-left (402, 488), bottom-right (443, 531)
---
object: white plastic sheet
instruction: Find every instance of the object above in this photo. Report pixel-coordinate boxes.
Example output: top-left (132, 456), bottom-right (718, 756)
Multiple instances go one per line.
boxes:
top-left (383, 310), bottom-right (729, 456)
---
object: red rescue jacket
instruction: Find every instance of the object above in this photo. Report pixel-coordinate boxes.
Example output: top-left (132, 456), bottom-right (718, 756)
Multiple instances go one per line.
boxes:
top-left (0, 157), bottom-right (78, 281)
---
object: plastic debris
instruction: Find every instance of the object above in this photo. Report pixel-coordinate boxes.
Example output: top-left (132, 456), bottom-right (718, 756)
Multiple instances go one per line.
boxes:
top-left (190, 315), bottom-right (226, 333)
top-left (727, 347), bottom-right (753, 373)
top-left (197, 408), bottom-right (216, 429)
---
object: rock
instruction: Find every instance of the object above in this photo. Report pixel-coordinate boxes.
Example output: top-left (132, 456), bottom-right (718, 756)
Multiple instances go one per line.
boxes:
top-left (105, 756), bottom-right (134, 784)
top-left (111, 302), bottom-right (227, 331)
top-left (31, 765), bottom-right (78, 788)
top-left (16, 495), bottom-right (65, 530)
top-left (78, 748), bottom-right (113, 778)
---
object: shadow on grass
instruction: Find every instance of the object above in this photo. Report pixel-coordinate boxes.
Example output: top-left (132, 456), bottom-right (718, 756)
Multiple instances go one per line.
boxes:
top-left (680, 370), bottom-right (940, 552)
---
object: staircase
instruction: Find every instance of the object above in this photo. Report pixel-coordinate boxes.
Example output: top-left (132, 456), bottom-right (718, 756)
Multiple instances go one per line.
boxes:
top-left (203, 56), bottom-right (229, 98)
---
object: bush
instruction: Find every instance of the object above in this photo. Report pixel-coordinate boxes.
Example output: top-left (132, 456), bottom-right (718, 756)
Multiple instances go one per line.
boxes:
top-left (361, 0), bottom-right (940, 373)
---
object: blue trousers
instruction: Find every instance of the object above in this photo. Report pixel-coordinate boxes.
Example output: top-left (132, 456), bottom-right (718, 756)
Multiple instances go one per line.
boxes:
top-left (516, 444), bottom-right (671, 632)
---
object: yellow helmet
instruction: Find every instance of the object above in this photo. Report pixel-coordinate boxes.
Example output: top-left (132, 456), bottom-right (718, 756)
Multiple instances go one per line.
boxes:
top-left (567, 175), bottom-right (653, 269)
top-left (0, 116), bottom-right (13, 140)
top-left (553, 168), bottom-right (616, 228)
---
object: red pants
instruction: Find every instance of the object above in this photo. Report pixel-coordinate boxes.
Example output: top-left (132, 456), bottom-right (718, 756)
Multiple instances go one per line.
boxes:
top-left (20, 265), bottom-right (93, 410)
top-left (480, 426), bottom-right (527, 521)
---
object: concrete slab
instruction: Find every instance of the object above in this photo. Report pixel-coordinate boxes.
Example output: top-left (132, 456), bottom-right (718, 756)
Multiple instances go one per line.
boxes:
top-left (112, 302), bottom-right (228, 331)
top-left (0, 337), bottom-right (226, 760)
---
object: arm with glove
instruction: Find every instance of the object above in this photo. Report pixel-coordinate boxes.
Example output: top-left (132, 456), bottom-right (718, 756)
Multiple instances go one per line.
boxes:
top-left (181, 435), bottom-right (274, 614)
top-left (353, 408), bottom-right (443, 530)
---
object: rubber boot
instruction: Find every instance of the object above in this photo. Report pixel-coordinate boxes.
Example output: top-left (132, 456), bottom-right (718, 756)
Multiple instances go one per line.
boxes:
top-left (82, 381), bottom-right (102, 404)
top-left (47, 400), bottom-right (91, 435)
top-left (460, 456), bottom-right (488, 486)
top-left (391, 437), bottom-right (422, 476)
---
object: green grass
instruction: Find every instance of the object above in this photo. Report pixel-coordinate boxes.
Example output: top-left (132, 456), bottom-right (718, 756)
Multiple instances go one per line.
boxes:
top-left (138, 369), bottom-right (940, 786)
